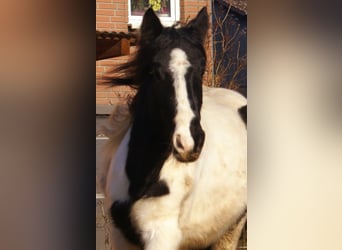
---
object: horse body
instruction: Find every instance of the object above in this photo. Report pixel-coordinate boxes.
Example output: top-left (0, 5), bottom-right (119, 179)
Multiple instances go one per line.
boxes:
top-left (102, 7), bottom-right (247, 250)
top-left (105, 87), bottom-right (246, 250)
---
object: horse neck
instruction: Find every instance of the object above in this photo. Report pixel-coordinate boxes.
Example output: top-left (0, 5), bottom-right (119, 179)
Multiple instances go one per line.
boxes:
top-left (126, 83), bottom-right (175, 199)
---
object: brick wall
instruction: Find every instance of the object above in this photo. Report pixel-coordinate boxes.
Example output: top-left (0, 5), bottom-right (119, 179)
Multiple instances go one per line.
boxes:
top-left (96, 56), bottom-right (134, 105)
top-left (96, 0), bottom-right (212, 105)
top-left (96, 0), bottom-right (128, 31)
top-left (180, 0), bottom-right (211, 21)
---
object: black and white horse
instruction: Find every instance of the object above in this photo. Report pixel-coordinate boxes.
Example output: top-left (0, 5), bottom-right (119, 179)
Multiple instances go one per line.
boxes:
top-left (102, 7), bottom-right (247, 250)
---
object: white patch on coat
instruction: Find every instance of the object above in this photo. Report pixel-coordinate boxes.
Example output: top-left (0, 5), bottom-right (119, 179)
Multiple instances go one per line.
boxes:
top-left (169, 48), bottom-right (195, 153)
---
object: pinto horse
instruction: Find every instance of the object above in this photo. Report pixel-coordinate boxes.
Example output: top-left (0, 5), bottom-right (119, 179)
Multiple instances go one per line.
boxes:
top-left (102, 7), bottom-right (247, 250)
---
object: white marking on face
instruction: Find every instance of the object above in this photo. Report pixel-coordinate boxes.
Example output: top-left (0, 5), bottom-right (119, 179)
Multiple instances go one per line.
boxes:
top-left (169, 48), bottom-right (195, 153)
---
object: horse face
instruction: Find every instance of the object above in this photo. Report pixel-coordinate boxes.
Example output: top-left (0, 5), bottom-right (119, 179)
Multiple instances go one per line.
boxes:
top-left (141, 7), bottom-right (208, 162)
top-left (168, 48), bottom-right (205, 162)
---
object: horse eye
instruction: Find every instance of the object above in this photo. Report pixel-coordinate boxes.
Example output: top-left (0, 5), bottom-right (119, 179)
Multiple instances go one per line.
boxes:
top-left (152, 66), bottom-right (165, 81)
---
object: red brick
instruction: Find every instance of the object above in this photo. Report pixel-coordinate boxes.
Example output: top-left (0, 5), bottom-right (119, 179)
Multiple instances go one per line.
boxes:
top-left (184, 6), bottom-right (201, 13)
top-left (96, 78), bottom-right (108, 84)
top-left (116, 3), bottom-right (126, 10)
top-left (107, 92), bottom-right (119, 98)
top-left (96, 9), bottom-right (114, 16)
top-left (97, 0), bottom-right (113, 3)
top-left (107, 90), bottom-right (134, 96)
top-left (114, 10), bottom-right (126, 16)
top-left (110, 16), bottom-right (126, 22)
top-left (114, 23), bottom-right (128, 30)
top-left (111, 85), bottom-right (132, 91)
top-left (96, 92), bottom-right (107, 98)
top-left (96, 84), bottom-right (111, 91)
top-left (97, 22), bottom-right (115, 29)
top-left (96, 99), bottom-right (111, 105)
top-left (96, 15), bottom-right (110, 22)
top-left (103, 66), bottom-right (118, 72)
top-left (96, 66), bottom-right (104, 72)
top-left (183, 1), bottom-right (202, 7)
top-left (98, 3), bottom-right (115, 9)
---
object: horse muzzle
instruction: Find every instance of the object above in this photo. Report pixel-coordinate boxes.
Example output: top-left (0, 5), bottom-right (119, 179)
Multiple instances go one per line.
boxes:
top-left (173, 149), bottom-right (201, 162)
top-left (172, 126), bottom-right (205, 163)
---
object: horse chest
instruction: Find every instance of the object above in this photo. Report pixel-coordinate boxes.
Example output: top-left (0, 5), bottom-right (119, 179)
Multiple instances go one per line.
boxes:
top-left (132, 157), bottom-right (197, 217)
top-left (129, 158), bottom-right (200, 248)
top-left (107, 128), bottom-right (196, 245)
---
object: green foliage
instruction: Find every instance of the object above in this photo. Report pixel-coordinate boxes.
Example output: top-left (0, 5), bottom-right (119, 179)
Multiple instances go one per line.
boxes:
top-left (149, 0), bottom-right (161, 11)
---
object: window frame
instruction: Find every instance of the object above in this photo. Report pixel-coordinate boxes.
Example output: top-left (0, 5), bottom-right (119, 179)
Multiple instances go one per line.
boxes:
top-left (128, 0), bottom-right (180, 29)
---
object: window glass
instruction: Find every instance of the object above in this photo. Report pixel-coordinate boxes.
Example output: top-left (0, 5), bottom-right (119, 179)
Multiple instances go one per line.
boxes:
top-left (131, 0), bottom-right (171, 17)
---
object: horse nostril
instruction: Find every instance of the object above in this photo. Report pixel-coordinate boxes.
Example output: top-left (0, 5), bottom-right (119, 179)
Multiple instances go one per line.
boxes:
top-left (176, 134), bottom-right (184, 150)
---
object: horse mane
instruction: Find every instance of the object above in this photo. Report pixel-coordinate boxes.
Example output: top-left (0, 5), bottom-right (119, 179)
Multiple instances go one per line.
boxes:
top-left (103, 36), bottom-right (156, 116)
top-left (98, 34), bottom-right (156, 173)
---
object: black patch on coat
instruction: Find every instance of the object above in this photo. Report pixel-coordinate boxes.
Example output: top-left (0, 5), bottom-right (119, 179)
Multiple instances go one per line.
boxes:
top-left (192, 246), bottom-right (212, 250)
top-left (143, 180), bottom-right (170, 197)
top-left (238, 105), bottom-right (247, 126)
top-left (110, 200), bottom-right (142, 247)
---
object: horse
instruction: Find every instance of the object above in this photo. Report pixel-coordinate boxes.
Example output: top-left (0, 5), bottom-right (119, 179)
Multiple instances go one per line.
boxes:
top-left (101, 7), bottom-right (247, 250)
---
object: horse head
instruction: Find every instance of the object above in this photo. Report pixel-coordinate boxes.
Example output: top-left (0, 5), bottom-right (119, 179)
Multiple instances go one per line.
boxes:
top-left (139, 7), bottom-right (209, 162)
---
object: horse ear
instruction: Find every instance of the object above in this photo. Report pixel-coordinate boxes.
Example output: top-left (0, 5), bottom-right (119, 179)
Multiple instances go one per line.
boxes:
top-left (186, 7), bottom-right (209, 44)
top-left (140, 8), bottom-right (163, 45)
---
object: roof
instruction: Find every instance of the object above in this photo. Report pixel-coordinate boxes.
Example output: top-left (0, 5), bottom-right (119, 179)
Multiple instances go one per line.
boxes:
top-left (96, 30), bottom-right (138, 44)
top-left (221, 0), bottom-right (247, 15)
top-left (96, 31), bottom-right (138, 60)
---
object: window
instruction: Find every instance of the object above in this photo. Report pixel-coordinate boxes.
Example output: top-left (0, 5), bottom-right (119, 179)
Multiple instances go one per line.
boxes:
top-left (128, 0), bottom-right (180, 29)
